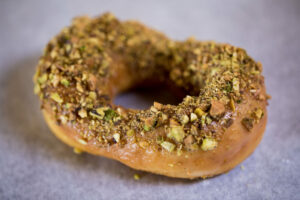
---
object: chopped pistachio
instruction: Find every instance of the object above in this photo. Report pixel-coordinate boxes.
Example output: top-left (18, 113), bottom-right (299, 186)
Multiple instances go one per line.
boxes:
top-left (150, 106), bottom-right (158, 113)
top-left (156, 136), bottom-right (164, 144)
top-left (65, 103), bottom-right (71, 109)
top-left (143, 124), bottom-right (151, 132)
top-left (253, 108), bottom-right (263, 119)
top-left (78, 109), bottom-right (87, 118)
top-left (73, 147), bottom-right (83, 154)
top-left (183, 95), bottom-right (193, 104)
top-left (168, 126), bottom-right (185, 142)
top-left (126, 129), bottom-right (135, 137)
top-left (201, 138), bottom-right (218, 151)
top-left (104, 109), bottom-right (117, 121)
top-left (201, 114), bottom-right (207, 126)
top-left (79, 45), bottom-right (86, 53)
top-left (133, 174), bottom-right (140, 180)
top-left (230, 98), bottom-right (235, 111)
top-left (209, 100), bottom-right (225, 118)
top-left (77, 138), bottom-right (87, 145)
top-left (177, 148), bottom-right (183, 156)
top-left (189, 143), bottom-right (199, 151)
top-left (232, 78), bottom-right (239, 92)
top-left (169, 118), bottom-right (180, 126)
top-left (180, 115), bottom-right (189, 125)
top-left (241, 117), bottom-right (254, 131)
top-left (90, 110), bottom-right (104, 120)
top-left (50, 92), bottom-right (63, 103)
top-left (60, 78), bottom-right (70, 87)
top-left (139, 141), bottom-right (149, 148)
top-left (51, 75), bottom-right (60, 87)
top-left (113, 133), bottom-right (120, 143)
top-left (76, 82), bottom-right (84, 93)
top-left (190, 113), bottom-right (198, 122)
top-left (161, 141), bottom-right (175, 152)
top-left (194, 108), bottom-right (205, 117)
top-left (184, 135), bottom-right (194, 146)
top-left (224, 82), bottom-right (232, 93)
top-left (153, 102), bottom-right (163, 109)
top-left (34, 84), bottom-right (40, 94)
top-left (38, 73), bottom-right (48, 84)
top-left (211, 67), bottom-right (220, 76)
top-left (206, 116), bottom-right (212, 124)
top-left (59, 115), bottom-right (68, 124)
top-left (88, 91), bottom-right (97, 100)
top-left (161, 113), bottom-right (168, 122)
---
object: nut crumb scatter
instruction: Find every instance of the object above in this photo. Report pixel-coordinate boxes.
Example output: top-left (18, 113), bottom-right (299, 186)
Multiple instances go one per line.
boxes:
top-left (34, 12), bottom-right (268, 154)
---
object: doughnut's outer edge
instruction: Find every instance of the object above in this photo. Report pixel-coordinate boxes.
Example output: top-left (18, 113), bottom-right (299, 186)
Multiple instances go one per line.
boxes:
top-left (42, 91), bottom-right (267, 179)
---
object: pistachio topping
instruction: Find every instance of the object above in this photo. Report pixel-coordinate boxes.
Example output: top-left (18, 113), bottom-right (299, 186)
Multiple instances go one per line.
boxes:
top-left (194, 108), bottom-right (205, 117)
top-left (50, 93), bottom-right (63, 104)
top-left (161, 141), bottom-right (176, 152)
top-left (201, 138), bottom-right (218, 151)
top-left (168, 126), bottom-right (185, 142)
top-left (60, 78), bottom-right (70, 87)
top-left (241, 117), bottom-right (254, 131)
top-left (78, 109), bottom-right (87, 118)
top-left (253, 108), bottom-right (263, 119)
top-left (113, 133), bottom-right (120, 143)
top-left (190, 113), bottom-right (198, 122)
top-left (133, 174), bottom-right (140, 180)
top-left (33, 13), bottom-right (268, 154)
top-left (210, 100), bottom-right (225, 118)
top-left (126, 129), bottom-right (135, 137)
top-left (180, 115), bottom-right (189, 125)
top-left (232, 78), bottom-right (239, 92)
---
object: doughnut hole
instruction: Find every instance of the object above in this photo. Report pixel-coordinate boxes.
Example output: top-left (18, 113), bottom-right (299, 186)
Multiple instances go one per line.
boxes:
top-left (114, 80), bottom-right (187, 110)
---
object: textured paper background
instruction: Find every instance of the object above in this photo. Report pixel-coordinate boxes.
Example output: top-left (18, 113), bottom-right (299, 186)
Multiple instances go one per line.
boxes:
top-left (1, 1), bottom-right (300, 199)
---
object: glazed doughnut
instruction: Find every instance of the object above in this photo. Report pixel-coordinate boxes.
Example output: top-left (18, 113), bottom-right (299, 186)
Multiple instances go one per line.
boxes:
top-left (34, 13), bottom-right (269, 179)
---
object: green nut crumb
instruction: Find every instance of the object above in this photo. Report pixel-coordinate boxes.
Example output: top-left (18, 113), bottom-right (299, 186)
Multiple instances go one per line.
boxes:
top-left (113, 133), bottom-right (120, 143)
top-left (104, 109), bottom-right (117, 121)
top-left (194, 108), bottom-right (205, 117)
top-left (190, 113), bottom-right (198, 122)
top-left (161, 141), bottom-right (175, 152)
top-left (232, 78), bottom-right (239, 92)
top-left (133, 174), bottom-right (140, 180)
top-left (180, 115), bottom-right (189, 125)
top-left (201, 138), bottom-right (218, 151)
top-left (167, 126), bottom-right (185, 142)
top-left (34, 84), bottom-right (40, 94)
top-left (143, 124), bottom-right (151, 132)
top-left (60, 78), bottom-right (70, 87)
top-left (38, 74), bottom-right (48, 84)
top-left (126, 129), bottom-right (135, 137)
top-left (78, 109), bottom-right (87, 118)
top-left (89, 91), bottom-right (97, 100)
top-left (50, 93), bottom-right (63, 103)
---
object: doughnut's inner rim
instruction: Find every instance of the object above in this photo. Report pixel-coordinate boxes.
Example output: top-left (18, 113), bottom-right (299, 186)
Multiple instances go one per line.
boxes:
top-left (113, 78), bottom-right (188, 110)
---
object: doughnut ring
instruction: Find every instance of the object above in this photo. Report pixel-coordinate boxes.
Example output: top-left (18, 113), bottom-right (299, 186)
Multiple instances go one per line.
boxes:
top-left (34, 13), bottom-right (268, 179)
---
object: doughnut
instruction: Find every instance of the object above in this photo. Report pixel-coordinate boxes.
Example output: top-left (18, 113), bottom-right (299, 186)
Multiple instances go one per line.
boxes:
top-left (33, 13), bottom-right (269, 179)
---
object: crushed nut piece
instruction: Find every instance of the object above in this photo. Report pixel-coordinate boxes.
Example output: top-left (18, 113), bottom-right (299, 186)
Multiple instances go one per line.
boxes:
top-left (241, 117), bottom-right (254, 131)
top-left (78, 109), bottom-right (87, 118)
top-left (50, 93), bottom-right (63, 104)
top-left (210, 100), bottom-right (225, 118)
top-left (168, 126), bottom-right (185, 142)
top-left (161, 141), bottom-right (175, 152)
top-left (201, 138), bottom-right (218, 151)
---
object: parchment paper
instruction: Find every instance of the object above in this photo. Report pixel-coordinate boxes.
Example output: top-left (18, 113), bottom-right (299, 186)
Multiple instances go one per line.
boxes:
top-left (0, 1), bottom-right (299, 199)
